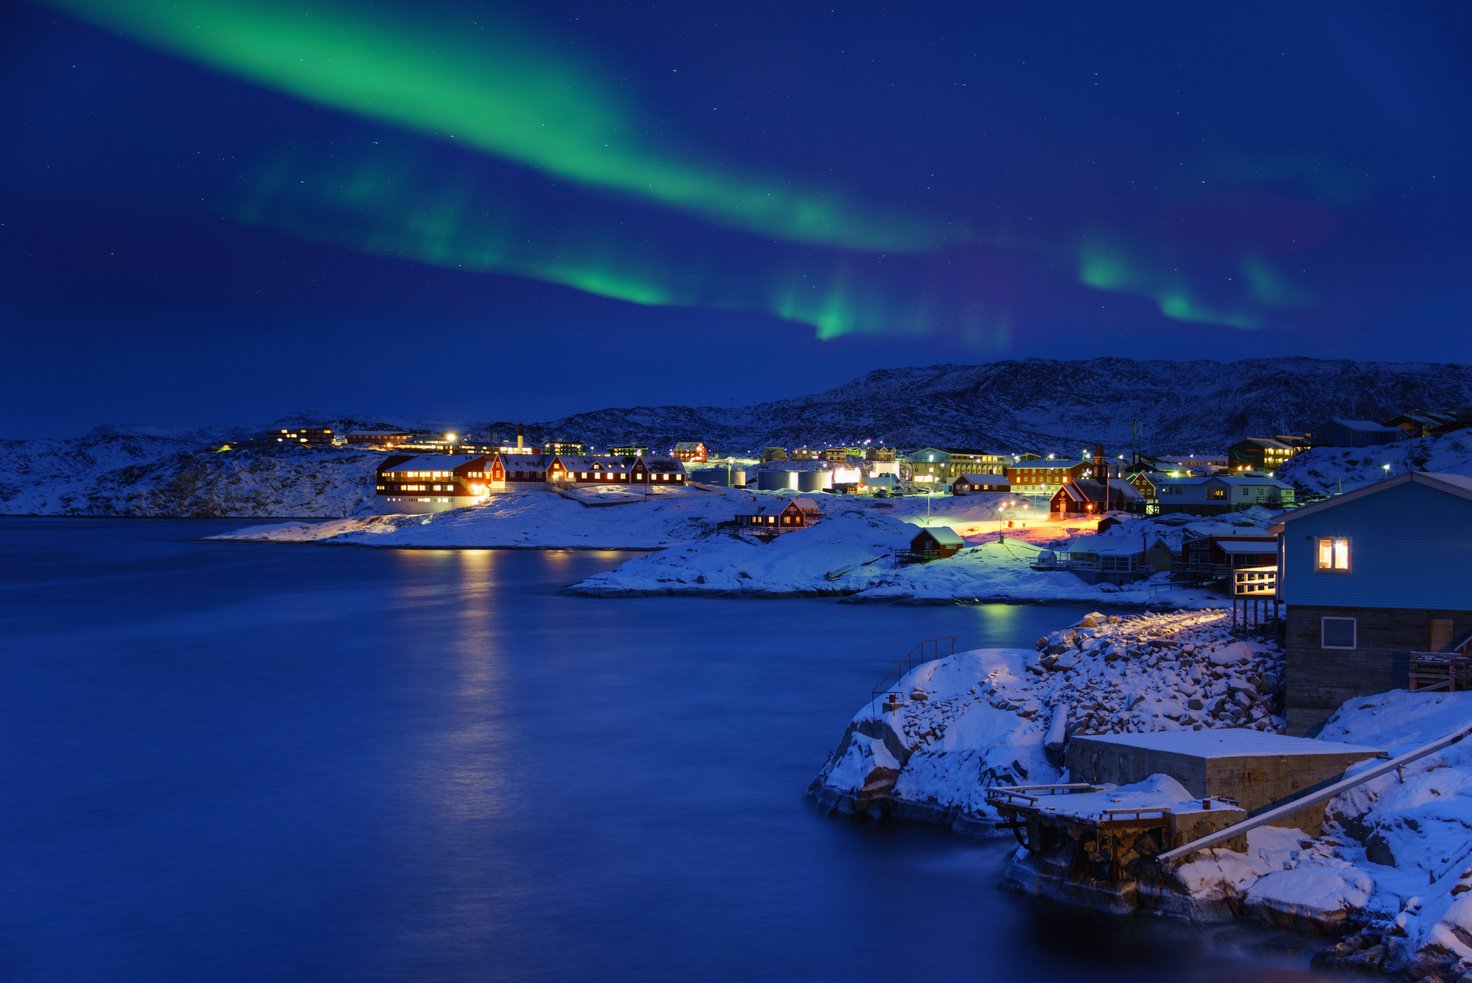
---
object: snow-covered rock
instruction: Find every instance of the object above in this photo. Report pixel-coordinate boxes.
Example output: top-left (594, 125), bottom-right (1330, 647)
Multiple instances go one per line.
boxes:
top-left (812, 609), bottom-right (1283, 827)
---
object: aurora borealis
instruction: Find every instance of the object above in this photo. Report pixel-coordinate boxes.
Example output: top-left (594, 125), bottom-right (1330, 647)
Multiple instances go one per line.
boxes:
top-left (2, 0), bottom-right (1470, 432)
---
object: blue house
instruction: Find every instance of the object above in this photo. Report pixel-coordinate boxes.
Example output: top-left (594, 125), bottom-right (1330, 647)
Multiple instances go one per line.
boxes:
top-left (1274, 471), bottom-right (1472, 734)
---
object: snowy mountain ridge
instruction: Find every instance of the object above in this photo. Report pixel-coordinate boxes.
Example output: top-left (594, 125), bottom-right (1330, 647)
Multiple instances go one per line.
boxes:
top-left (496, 357), bottom-right (1472, 453)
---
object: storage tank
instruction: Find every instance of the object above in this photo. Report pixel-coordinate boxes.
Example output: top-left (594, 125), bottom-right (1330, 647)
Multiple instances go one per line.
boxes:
top-left (756, 470), bottom-right (791, 491)
top-left (797, 470), bottom-right (831, 492)
top-left (690, 468), bottom-right (728, 486)
top-left (728, 468), bottom-right (747, 488)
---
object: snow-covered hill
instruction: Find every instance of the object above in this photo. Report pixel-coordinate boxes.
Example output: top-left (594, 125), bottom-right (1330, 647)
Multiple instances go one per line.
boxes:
top-left (1276, 430), bottom-right (1472, 496)
top-left (0, 432), bottom-right (378, 517)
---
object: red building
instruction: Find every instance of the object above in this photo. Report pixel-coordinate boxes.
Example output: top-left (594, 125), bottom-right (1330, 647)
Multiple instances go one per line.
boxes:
top-left (375, 454), bottom-right (494, 513)
top-left (673, 442), bottom-right (709, 463)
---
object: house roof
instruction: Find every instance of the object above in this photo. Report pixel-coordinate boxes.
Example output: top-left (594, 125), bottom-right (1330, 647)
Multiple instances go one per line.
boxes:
top-left (1324, 418), bottom-right (1402, 433)
top-left (791, 496), bottom-right (822, 512)
top-left (1062, 534), bottom-right (1149, 556)
top-left (1055, 478), bottom-right (1144, 503)
top-left (643, 458), bottom-right (684, 471)
top-left (1008, 461), bottom-right (1078, 470)
top-left (673, 441), bottom-right (705, 449)
top-left (1215, 539), bottom-right (1280, 554)
top-left (1209, 474), bottom-right (1293, 489)
top-left (499, 454), bottom-right (548, 469)
top-left (914, 525), bottom-right (965, 546)
top-left (1279, 471), bottom-right (1472, 525)
top-left (864, 475), bottom-right (898, 487)
top-left (1233, 437), bottom-right (1292, 449)
top-left (382, 454), bottom-right (486, 472)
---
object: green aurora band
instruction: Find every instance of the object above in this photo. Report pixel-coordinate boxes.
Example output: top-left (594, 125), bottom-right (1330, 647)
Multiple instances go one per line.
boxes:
top-left (42, 0), bottom-right (961, 252)
top-left (228, 147), bottom-right (1002, 345)
top-left (1077, 237), bottom-right (1310, 332)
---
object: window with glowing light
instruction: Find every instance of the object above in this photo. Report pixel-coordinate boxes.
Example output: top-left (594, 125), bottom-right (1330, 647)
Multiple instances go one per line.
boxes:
top-left (1315, 537), bottom-right (1351, 572)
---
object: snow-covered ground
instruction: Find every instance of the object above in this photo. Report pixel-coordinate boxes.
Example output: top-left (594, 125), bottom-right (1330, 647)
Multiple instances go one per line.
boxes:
top-left (216, 486), bottom-right (757, 549)
top-left (1278, 430), bottom-right (1472, 497)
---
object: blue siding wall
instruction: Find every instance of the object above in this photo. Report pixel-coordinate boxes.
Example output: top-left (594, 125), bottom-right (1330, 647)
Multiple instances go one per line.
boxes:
top-left (1280, 482), bottom-right (1472, 609)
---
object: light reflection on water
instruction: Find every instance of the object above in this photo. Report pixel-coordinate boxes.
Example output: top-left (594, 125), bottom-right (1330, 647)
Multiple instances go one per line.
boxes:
top-left (0, 519), bottom-right (1331, 983)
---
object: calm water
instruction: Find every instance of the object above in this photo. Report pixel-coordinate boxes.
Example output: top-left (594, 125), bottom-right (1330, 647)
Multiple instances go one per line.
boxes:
top-left (0, 519), bottom-right (1326, 982)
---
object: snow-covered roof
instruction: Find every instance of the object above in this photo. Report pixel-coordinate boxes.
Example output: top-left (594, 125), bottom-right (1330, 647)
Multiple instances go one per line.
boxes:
top-left (1009, 461), bottom-right (1077, 470)
top-left (381, 454), bottom-right (486, 472)
top-left (1071, 728), bottom-right (1382, 760)
top-left (913, 525), bottom-right (965, 546)
top-left (1326, 418), bottom-right (1402, 433)
top-left (865, 475), bottom-right (898, 487)
top-left (643, 458), bottom-right (685, 471)
top-left (791, 496), bottom-right (823, 513)
top-left (1061, 534), bottom-right (1148, 556)
top-left (499, 454), bottom-right (549, 469)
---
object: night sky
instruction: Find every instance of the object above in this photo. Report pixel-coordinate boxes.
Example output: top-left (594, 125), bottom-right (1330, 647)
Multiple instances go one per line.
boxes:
top-left (3, 1), bottom-right (1470, 436)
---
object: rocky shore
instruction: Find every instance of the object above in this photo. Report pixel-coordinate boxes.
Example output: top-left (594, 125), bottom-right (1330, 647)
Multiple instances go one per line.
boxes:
top-left (810, 610), bottom-right (1472, 978)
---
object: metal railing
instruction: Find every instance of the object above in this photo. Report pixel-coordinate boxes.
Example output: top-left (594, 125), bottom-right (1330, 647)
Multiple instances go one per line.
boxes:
top-left (868, 636), bottom-right (957, 713)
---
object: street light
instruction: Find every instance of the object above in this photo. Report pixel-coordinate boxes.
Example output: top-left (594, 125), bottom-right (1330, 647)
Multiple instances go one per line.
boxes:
top-left (1382, 463), bottom-right (1391, 478)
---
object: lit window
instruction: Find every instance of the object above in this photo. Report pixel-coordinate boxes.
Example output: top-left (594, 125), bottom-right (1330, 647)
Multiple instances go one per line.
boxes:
top-left (1321, 617), bottom-right (1357, 649)
top-left (1315, 537), bottom-right (1351, 572)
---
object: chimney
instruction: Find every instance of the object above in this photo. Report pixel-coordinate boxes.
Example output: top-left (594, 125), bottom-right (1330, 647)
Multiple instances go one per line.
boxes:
top-left (517, 423), bottom-right (525, 453)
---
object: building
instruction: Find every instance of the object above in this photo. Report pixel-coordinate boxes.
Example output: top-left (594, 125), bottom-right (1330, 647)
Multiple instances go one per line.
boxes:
top-left (494, 453), bottom-right (688, 489)
top-left (909, 526), bottom-right (965, 560)
top-left (1053, 534), bottom-right (1174, 585)
top-left (345, 431), bottom-right (413, 448)
top-left (1228, 437), bottom-right (1301, 473)
top-left (903, 448), bottom-right (950, 485)
top-left (673, 441), bottom-right (709, 463)
top-left (861, 474), bottom-right (899, 495)
top-left (375, 454), bottom-right (494, 513)
top-left (1155, 473), bottom-right (1295, 515)
top-left (1149, 454), bottom-right (1228, 473)
top-left (543, 440), bottom-right (588, 456)
top-left (945, 450), bottom-right (1008, 478)
top-left (761, 447), bottom-right (789, 462)
top-left (951, 473), bottom-right (1011, 495)
top-left (1274, 471), bottom-right (1472, 735)
top-left (1314, 418), bottom-right (1402, 448)
top-left (1177, 532), bottom-right (1278, 579)
top-left (607, 445), bottom-right (649, 458)
top-left (1050, 477), bottom-right (1144, 515)
top-left (1005, 461), bottom-right (1090, 497)
top-left (266, 426), bottom-right (335, 447)
top-left (867, 446), bottom-right (897, 462)
top-left (733, 499), bottom-right (810, 534)
top-left (490, 453), bottom-right (551, 489)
